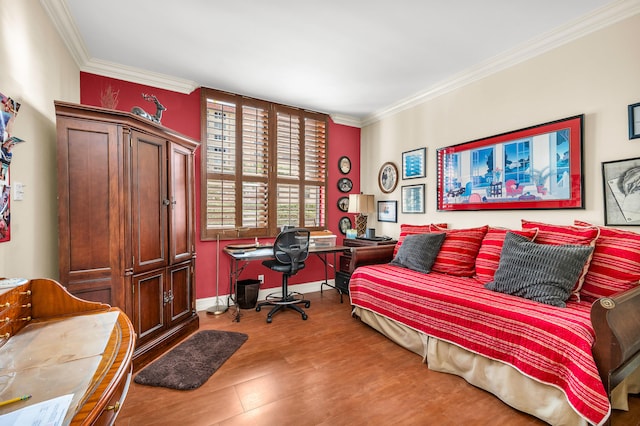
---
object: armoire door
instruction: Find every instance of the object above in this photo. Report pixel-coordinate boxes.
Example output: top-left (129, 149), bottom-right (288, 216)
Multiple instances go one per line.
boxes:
top-left (56, 116), bottom-right (124, 307)
top-left (131, 131), bottom-right (168, 273)
top-left (168, 142), bottom-right (194, 264)
top-left (167, 262), bottom-right (194, 327)
top-left (132, 269), bottom-right (164, 344)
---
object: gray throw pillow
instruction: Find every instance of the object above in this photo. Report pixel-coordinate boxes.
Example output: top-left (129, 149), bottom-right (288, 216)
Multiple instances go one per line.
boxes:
top-left (390, 233), bottom-right (446, 273)
top-left (485, 232), bottom-right (594, 307)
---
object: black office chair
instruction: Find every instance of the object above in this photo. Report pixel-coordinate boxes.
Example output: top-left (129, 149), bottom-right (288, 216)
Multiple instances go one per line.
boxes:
top-left (256, 228), bottom-right (311, 323)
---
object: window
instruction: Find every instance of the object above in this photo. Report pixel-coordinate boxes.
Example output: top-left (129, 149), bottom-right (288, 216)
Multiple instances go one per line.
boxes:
top-left (201, 88), bottom-right (327, 240)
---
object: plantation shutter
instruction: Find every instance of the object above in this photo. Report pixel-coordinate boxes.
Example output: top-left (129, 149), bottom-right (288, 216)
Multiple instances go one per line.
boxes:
top-left (241, 104), bottom-right (269, 229)
top-left (204, 97), bottom-right (236, 231)
top-left (304, 117), bottom-right (326, 228)
top-left (201, 88), bottom-right (327, 240)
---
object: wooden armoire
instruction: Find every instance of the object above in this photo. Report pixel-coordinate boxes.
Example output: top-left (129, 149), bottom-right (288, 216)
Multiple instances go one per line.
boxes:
top-left (55, 101), bottom-right (199, 369)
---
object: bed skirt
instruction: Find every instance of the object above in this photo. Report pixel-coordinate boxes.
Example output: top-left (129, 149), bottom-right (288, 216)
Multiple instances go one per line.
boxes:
top-left (353, 306), bottom-right (640, 426)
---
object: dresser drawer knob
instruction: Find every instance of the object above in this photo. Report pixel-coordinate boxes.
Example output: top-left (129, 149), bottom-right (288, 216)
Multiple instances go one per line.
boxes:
top-left (106, 401), bottom-right (120, 412)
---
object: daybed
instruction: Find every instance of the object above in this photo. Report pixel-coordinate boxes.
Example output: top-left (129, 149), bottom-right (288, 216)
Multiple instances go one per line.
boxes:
top-left (348, 220), bottom-right (640, 425)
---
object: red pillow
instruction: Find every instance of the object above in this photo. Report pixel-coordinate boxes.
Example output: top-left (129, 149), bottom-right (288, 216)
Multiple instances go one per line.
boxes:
top-left (431, 225), bottom-right (488, 277)
top-left (575, 220), bottom-right (640, 300)
top-left (521, 219), bottom-right (599, 296)
top-left (394, 223), bottom-right (448, 257)
top-left (474, 227), bottom-right (538, 284)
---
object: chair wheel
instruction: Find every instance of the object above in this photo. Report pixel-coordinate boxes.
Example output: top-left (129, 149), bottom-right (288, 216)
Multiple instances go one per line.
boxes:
top-left (305, 302), bottom-right (310, 308)
top-left (256, 306), bottom-right (261, 312)
top-left (266, 316), bottom-right (272, 323)
top-left (302, 314), bottom-right (308, 320)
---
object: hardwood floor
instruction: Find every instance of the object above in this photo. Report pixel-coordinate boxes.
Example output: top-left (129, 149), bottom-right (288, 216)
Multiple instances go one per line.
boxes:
top-left (117, 290), bottom-right (640, 426)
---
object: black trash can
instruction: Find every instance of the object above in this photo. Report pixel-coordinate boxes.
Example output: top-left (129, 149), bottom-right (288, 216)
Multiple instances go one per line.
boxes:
top-left (237, 279), bottom-right (261, 309)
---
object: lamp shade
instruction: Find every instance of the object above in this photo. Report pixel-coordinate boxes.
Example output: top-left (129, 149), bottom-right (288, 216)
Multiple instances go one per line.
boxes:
top-left (348, 194), bottom-right (374, 214)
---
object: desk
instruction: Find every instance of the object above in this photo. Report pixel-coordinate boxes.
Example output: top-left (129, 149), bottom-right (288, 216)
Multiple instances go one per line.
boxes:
top-left (0, 278), bottom-right (135, 425)
top-left (223, 245), bottom-right (349, 321)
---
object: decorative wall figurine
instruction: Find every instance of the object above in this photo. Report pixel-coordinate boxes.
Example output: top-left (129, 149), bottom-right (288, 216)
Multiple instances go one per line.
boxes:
top-left (100, 85), bottom-right (120, 109)
top-left (131, 93), bottom-right (166, 124)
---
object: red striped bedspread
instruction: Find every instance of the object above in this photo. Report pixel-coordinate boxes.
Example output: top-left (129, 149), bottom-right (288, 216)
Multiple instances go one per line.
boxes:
top-left (349, 263), bottom-right (609, 425)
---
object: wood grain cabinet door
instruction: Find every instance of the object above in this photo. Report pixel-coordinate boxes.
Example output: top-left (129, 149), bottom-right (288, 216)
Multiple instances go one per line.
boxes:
top-left (167, 261), bottom-right (194, 326)
top-left (56, 116), bottom-right (124, 307)
top-left (130, 131), bottom-right (168, 273)
top-left (132, 269), bottom-right (164, 344)
top-left (168, 143), bottom-right (194, 264)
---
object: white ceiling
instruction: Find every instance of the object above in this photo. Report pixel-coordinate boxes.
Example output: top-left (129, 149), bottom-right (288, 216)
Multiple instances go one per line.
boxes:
top-left (42, 0), bottom-right (639, 126)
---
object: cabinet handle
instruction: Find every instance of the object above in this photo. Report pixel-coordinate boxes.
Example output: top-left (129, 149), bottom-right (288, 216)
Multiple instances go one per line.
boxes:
top-left (106, 401), bottom-right (120, 412)
top-left (162, 199), bottom-right (171, 206)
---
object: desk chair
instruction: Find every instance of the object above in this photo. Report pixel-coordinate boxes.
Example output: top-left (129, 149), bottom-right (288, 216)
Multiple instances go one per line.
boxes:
top-left (256, 228), bottom-right (311, 323)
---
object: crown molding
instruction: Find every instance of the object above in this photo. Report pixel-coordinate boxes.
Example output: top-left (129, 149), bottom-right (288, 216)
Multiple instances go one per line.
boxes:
top-left (43, 0), bottom-right (640, 125)
top-left (82, 59), bottom-right (199, 94)
top-left (330, 114), bottom-right (363, 128)
top-left (361, 0), bottom-right (640, 127)
top-left (41, 0), bottom-right (199, 94)
top-left (40, 0), bottom-right (89, 66)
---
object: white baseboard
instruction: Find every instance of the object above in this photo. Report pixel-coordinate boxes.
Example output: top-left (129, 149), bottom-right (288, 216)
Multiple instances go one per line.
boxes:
top-left (195, 279), bottom-right (335, 312)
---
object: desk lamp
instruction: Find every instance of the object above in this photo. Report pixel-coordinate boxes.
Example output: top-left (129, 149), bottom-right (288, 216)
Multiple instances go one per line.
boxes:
top-left (348, 194), bottom-right (374, 237)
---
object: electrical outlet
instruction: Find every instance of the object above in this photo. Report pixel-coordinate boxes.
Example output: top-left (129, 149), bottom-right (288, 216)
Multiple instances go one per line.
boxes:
top-left (258, 274), bottom-right (264, 284)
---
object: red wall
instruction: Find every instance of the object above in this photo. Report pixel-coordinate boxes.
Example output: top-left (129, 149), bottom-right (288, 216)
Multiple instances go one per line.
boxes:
top-left (79, 73), bottom-right (361, 299)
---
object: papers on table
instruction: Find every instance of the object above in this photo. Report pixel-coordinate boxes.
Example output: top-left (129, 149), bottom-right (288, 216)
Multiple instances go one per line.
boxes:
top-left (0, 394), bottom-right (73, 426)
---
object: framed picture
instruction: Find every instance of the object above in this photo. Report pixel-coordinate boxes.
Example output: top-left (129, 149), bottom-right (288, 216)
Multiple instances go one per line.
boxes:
top-left (378, 162), bottom-right (398, 193)
top-left (338, 156), bottom-right (351, 174)
top-left (337, 177), bottom-right (353, 193)
top-left (402, 184), bottom-right (425, 214)
top-left (402, 147), bottom-right (426, 179)
top-left (602, 157), bottom-right (640, 226)
top-left (436, 115), bottom-right (584, 211)
top-left (377, 200), bottom-right (397, 223)
top-left (337, 196), bottom-right (349, 212)
top-left (338, 216), bottom-right (352, 235)
top-left (629, 102), bottom-right (640, 140)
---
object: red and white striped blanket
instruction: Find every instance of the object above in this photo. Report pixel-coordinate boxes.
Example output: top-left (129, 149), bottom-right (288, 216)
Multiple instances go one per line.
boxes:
top-left (349, 263), bottom-right (609, 425)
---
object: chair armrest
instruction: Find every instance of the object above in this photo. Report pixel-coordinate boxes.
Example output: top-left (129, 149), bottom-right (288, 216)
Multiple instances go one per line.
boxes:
top-left (346, 245), bottom-right (395, 273)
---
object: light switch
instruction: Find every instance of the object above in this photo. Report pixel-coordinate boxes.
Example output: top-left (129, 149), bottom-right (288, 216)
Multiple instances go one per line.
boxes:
top-left (13, 182), bottom-right (24, 201)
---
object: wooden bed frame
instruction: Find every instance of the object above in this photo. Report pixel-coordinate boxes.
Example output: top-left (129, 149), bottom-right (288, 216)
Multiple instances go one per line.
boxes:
top-left (348, 245), bottom-right (640, 425)
top-left (591, 285), bottom-right (640, 424)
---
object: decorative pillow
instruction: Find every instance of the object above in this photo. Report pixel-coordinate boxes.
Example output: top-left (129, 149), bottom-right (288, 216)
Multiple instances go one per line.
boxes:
top-left (474, 227), bottom-right (538, 284)
top-left (390, 233), bottom-right (446, 274)
top-left (574, 220), bottom-right (640, 299)
top-left (521, 219), bottom-right (599, 245)
top-left (393, 223), bottom-right (448, 257)
top-left (486, 232), bottom-right (594, 307)
top-left (430, 225), bottom-right (489, 277)
top-left (521, 219), bottom-right (599, 296)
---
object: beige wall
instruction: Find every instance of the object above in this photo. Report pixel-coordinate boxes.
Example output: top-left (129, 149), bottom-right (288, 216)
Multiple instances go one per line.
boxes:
top-left (0, 0), bottom-right (79, 278)
top-left (362, 13), bottom-right (640, 238)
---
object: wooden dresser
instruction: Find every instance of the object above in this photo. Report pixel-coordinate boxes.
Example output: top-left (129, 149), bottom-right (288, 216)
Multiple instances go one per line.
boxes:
top-left (55, 101), bottom-right (199, 369)
top-left (0, 278), bottom-right (135, 425)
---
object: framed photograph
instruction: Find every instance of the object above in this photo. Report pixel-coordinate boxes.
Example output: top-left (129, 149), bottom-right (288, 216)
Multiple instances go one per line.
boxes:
top-left (378, 162), bottom-right (398, 193)
top-left (337, 196), bottom-right (349, 212)
top-left (402, 184), bottom-right (425, 214)
top-left (436, 115), bottom-right (584, 211)
top-left (338, 216), bottom-right (352, 234)
top-left (602, 157), bottom-right (640, 225)
top-left (629, 102), bottom-right (640, 140)
top-left (377, 200), bottom-right (397, 223)
top-left (337, 177), bottom-right (353, 193)
top-left (402, 147), bottom-right (426, 179)
top-left (338, 156), bottom-right (351, 174)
